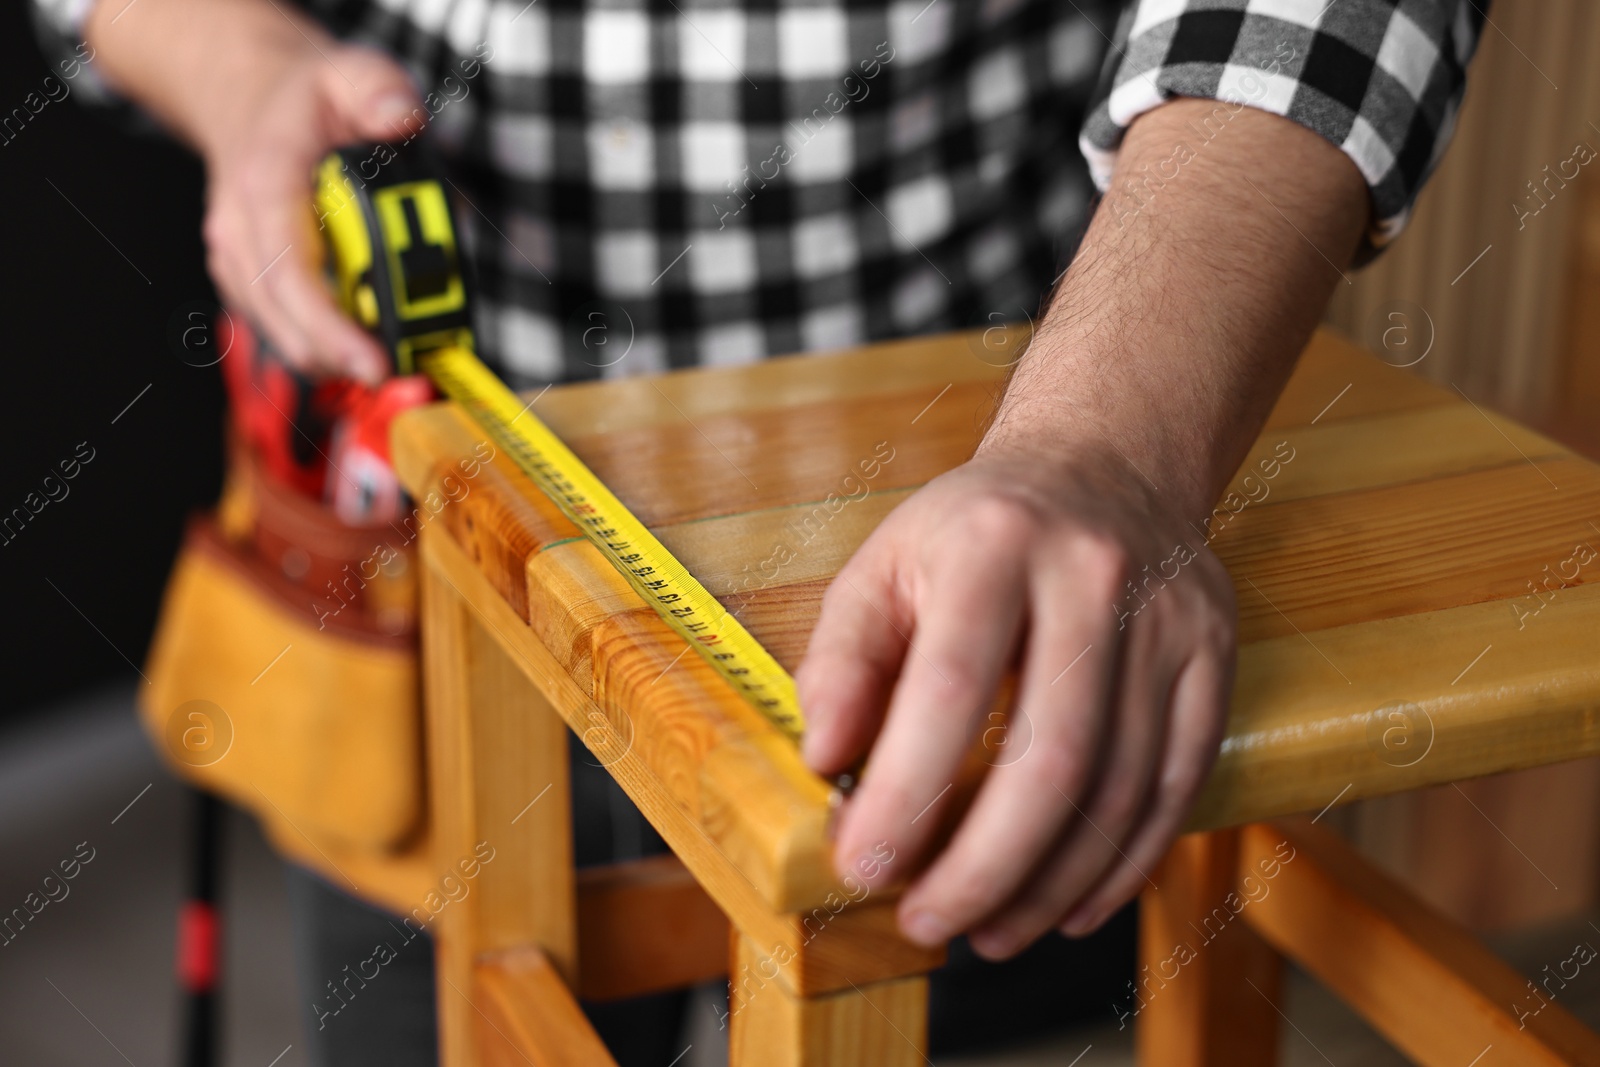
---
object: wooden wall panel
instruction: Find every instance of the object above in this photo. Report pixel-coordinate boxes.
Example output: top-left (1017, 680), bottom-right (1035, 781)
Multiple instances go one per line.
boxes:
top-left (1324, 0), bottom-right (1600, 420)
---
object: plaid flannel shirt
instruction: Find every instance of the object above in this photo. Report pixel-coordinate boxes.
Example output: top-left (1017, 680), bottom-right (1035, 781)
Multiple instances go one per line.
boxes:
top-left (32, 0), bottom-right (1484, 387)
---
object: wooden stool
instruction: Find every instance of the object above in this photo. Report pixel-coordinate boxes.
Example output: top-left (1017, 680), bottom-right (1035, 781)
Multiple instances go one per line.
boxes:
top-left (381, 328), bottom-right (1600, 1065)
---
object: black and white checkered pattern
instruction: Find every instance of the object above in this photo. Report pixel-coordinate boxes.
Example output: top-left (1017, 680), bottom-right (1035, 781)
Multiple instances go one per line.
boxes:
top-left (306, 0), bottom-right (1109, 384)
top-left (1081, 0), bottom-right (1485, 249)
top-left (33, 0), bottom-right (1482, 385)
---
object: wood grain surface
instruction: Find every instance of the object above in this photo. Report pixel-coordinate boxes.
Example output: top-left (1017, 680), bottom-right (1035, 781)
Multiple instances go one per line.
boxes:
top-left (393, 327), bottom-right (1600, 914)
top-left (473, 947), bottom-right (619, 1067)
top-left (1136, 829), bottom-right (1281, 1067)
top-left (1239, 819), bottom-right (1600, 1065)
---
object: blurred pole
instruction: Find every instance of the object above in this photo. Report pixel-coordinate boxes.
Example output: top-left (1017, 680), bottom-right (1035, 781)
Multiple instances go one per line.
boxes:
top-left (179, 790), bottom-right (222, 1067)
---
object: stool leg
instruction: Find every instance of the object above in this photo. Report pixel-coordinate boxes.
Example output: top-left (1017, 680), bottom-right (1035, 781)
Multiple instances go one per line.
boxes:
top-left (726, 931), bottom-right (928, 1067)
top-left (1136, 828), bottom-right (1282, 1067)
top-left (422, 539), bottom-right (576, 1067)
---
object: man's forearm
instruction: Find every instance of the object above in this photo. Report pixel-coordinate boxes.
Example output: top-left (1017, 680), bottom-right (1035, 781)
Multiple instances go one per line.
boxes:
top-left (985, 98), bottom-right (1369, 520)
top-left (86, 0), bottom-right (328, 157)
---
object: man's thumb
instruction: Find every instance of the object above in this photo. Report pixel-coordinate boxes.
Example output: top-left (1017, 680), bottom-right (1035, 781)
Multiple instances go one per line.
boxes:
top-left (325, 49), bottom-right (426, 142)
top-left (362, 91), bottom-right (426, 140)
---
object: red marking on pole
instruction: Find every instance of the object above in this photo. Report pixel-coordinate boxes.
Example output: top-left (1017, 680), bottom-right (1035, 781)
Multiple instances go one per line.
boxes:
top-left (178, 901), bottom-right (219, 993)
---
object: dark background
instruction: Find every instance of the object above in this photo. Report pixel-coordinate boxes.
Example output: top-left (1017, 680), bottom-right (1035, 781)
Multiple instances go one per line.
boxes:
top-left (1, 3), bottom-right (225, 719)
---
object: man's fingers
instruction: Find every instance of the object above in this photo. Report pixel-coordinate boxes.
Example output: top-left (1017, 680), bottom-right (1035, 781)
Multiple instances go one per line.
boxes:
top-left (266, 223), bottom-right (390, 380)
top-left (202, 209), bottom-right (255, 326)
top-left (965, 619), bottom-right (1178, 959)
top-left (891, 550), bottom-right (1119, 946)
top-left (242, 152), bottom-right (389, 379)
top-left (194, 45), bottom-right (426, 382)
top-left (237, 200), bottom-right (323, 370)
top-left (1057, 650), bottom-right (1232, 936)
top-left (209, 203), bottom-right (312, 370)
top-left (831, 502), bottom-right (1031, 888)
top-left (242, 44), bottom-right (422, 380)
top-left (797, 542), bottom-right (910, 774)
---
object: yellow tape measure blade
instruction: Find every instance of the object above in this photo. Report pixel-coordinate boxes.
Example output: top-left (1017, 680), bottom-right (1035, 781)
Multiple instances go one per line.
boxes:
top-left (418, 346), bottom-right (805, 739)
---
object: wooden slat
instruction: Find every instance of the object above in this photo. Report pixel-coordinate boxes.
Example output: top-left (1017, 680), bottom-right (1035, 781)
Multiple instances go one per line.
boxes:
top-left (552, 386), bottom-right (976, 528)
top-left (1190, 581), bottom-right (1600, 831)
top-left (461, 601), bottom-right (577, 975)
top-left (421, 545), bottom-right (483, 1067)
top-left (1223, 402), bottom-right (1565, 510)
top-left (1239, 819), bottom-right (1600, 1066)
top-left (575, 855), bottom-right (729, 1002)
top-left (394, 394), bottom-right (578, 624)
top-left (422, 535), bottom-right (578, 1067)
top-left (651, 489), bottom-right (910, 600)
top-left (1218, 456), bottom-right (1600, 644)
top-left (532, 331), bottom-right (1010, 437)
top-left (473, 947), bottom-right (618, 1067)
top-left (1135, 830), bottom-right (1280, 1067)
top-left (589, 605), bottom-right (834, 905)
top-left (727, 932), bottom-right (929, 1067)
top-left (1258, 331), bottom-right (1452, 429)
top-left (523, 543), bottom-right (639, 693)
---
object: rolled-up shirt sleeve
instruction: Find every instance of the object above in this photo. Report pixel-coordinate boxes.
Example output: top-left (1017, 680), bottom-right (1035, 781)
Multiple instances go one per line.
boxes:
top-left (1079, 0), bottom-right (1486, 251)
top-left (27, 0), bottom-right (379, 130)
top-left (29, 0), bottom-right (121, 108)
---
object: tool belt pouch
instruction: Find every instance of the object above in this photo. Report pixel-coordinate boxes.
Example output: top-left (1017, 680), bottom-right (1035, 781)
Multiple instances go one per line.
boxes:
top-left (140, 435), bottom-right (422, 852)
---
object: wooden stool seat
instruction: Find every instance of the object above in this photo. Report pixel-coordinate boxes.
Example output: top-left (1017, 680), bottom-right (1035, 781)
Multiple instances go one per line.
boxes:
top-left (370, 328), bottom-right (1600, 1065)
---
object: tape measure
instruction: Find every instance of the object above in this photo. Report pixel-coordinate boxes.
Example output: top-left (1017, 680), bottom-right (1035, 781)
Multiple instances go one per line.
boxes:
top-left (314, 147), bottom-right (805, 740)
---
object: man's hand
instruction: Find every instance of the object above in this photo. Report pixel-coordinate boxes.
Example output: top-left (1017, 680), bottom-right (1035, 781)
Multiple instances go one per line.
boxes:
top-left (88, 0), bottom-right (421, 380)
top-left (198, 46), bottom-right (419, 382)
top-left (797, 97), bottom-right (1370, 957)
top-left (800, 446), bottom-right (1236, 957)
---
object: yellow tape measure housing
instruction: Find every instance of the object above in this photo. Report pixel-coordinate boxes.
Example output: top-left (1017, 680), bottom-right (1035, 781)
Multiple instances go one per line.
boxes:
top-left (316, 149), bottom-right (806, 740)
top-left (316, 155), bottom-right (475, 376)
